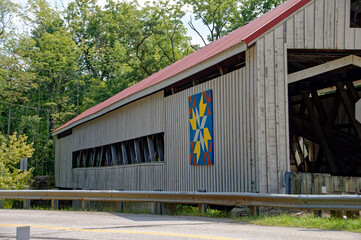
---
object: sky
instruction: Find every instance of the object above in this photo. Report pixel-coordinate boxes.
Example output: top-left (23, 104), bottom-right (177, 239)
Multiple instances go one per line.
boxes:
top-left (10, 0), bottom-right (208, 46)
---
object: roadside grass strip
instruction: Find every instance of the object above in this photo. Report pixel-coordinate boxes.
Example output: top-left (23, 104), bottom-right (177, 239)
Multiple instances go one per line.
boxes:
top-left (237, 214), bottom-right (361, 233)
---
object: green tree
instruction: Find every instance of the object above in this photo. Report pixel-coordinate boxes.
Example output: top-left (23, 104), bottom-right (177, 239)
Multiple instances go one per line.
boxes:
top-left (184, 0), bottom-right (285, 45)
top-left (0, 132), bottom-right (34, 190)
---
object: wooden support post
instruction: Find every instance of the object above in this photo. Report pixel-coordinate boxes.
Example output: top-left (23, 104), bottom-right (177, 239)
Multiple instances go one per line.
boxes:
top-left (84, 151), bottom-right (89, 167)
top-left (117, 144), bottom-right (123, 165)
top-left (290, 138), bottom-right (303, 172)
top-left (98, 147), bottom-right (104, 167)
top-left (121, 143), bottom-right (128, 164)
top-left (91, 148), bottom-right (96, 167)
top-left (345, 81), bottom-right (360, 103)
top-left (336, 81), bottom-right (361, 139)
top-left (155, 135), bottom-right (164, 162)
top-left (134, 139), bottom-right (142, 163)
top-left (129, 142), bottom-right (136, 164)
top-left (143, 138), bottom-right (149, 162)
top-left (298, 102), bottom-right (306, 118)
top-left (81, 200), bottom-right (85, 210)
top-left (301, 91), bottom-right (338, 173)
top-left (311, 90), bottom-right (327, 125)
top-left (327, 92), bottom-right (341, 128)
top-left (111, 145), bottom-right (117, 165)
top-left (147, 136), bottom-right (156, 162)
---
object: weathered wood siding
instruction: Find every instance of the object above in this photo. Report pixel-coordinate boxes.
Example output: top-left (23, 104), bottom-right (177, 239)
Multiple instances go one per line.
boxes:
top-left (72, 91), bottom-right (164, 150)
top-left (256, 29), bottom-right (289, 193)
top-left (55, 92), bottom-right (165, 189)
top-left (284, 0), bottom-right (361, 50)
top-left (72, 163), bottom-right (164, 190)
top-left (255, 0), bottom-right (361, 193)
top-left (55, 135), bottom-right (74, 188)
top-left (164, 48), bottom-right (258, 192)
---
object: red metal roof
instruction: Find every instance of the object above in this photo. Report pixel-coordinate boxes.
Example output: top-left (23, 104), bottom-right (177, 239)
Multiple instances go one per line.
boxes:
top-left (54, 0), bottom-right (311, 134)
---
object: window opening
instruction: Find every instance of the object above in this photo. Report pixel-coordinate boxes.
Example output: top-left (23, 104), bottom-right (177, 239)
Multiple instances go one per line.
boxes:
top-left (72, 133), bottom-right (164, 169)
top-left (351, 0), bottom-right (361, 28)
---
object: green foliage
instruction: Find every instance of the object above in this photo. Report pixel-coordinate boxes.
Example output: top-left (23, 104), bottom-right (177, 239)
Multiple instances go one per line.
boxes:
top-left (0, 132), bottom-right (34, 189)
top-left (184, 0), bottom-right (286, 44)
top-left (237, 214), bottom-right (361, 233)
top-left (176, 204), bottom-right (229, 218)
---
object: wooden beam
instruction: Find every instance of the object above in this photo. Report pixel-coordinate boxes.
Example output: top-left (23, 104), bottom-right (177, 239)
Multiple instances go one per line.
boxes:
top-left (327, 92), bottom-right (341, 128)
top-left (311, 90), bottom-right (327, 125)
top-left (90, 149), bottom-right (96, 167)
top-left (147, 136), bottom-right (156, 162)
top-left (335, 81), bottom-right (361, 139)
top-left (98, 147), bottom-right (104, 167)
top-left (290, 139), bottom-right (303, 171)
top-left (301, 91), bottom-right (338, 173)
top-left (155, 135), bottom-right (164, 162)
top-left (133, 139), bottom-right (142, 163)
top-left (345, 81), bottom-right (360, 103)
top-left (288, 55), bottom-right (361, 84)
top-left (117, 144), bottom-right (123, 165)
top-left (121, 143), bottom-right (128, 165)
top-left (129, 142), bottom-right (136, 164)
top-left (111, 145), bottom-right (117, 165)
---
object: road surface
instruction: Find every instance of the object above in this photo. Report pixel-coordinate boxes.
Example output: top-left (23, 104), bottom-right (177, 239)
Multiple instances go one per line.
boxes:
top-left (0, 209), bottom-right (360, 240)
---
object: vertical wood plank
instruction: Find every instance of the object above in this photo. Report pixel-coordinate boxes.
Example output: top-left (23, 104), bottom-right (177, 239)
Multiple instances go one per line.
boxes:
top-left (265, 31), bottom-right (277, 193)
top-left (335, 0), bottom-right (346, 49)
top-left (324, 0), bottom-right (335, 48)
top-left (286, 18), bottom-right (295, 49)
top-left (345, 0), bottom-right (355, 49)
top-left (315, 0), bottom-right (324, 48)
top-left (304, 3), bottom-right (315, 49)
top-left (275, 25), bottom-right (287, 193)
top-left (257, 37), bottom-right (267, 193)
top-left (295, 10), bottom-right (305, 49)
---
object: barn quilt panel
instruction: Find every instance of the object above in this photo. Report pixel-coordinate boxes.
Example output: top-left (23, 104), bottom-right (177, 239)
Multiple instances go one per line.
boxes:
top-left (189, 90), bottom-right (214, 165)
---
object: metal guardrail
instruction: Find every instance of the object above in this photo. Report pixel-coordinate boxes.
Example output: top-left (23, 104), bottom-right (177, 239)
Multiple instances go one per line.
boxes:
top-left (0, 190), bottom-right (360, 211)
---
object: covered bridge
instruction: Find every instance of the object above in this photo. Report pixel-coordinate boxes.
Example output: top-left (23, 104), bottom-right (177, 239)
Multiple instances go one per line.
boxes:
top-left (53, 0), bottom-right (361, 194)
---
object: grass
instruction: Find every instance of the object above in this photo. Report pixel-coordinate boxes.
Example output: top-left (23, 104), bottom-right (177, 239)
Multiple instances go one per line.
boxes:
top-left (236, 214), bottom-right (361, 233)
top-left (176, 204), bottom-right (230, 218)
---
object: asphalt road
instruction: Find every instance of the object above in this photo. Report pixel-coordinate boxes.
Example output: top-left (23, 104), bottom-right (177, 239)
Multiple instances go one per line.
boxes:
top-left (0, 209), bottom-right (360, 240)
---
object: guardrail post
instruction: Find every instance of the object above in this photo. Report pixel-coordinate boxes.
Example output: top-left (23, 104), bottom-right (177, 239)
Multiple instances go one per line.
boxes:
top-left (249, 206), bottom-right (259, 216)
top-left (198, 190), bottom-right (207, 214)
top-left (81, 200), bottom-right (86, 210)
top-left (23, 200), bottom-right (30, 209)
top-left (0, 199), bottom-right (2, 209)
top-left (117, 189), bottom-right (124, 212)
top-left (51, 200), bottom-right (59, 210)
top-left (152, 189), bottom-right (163, 215)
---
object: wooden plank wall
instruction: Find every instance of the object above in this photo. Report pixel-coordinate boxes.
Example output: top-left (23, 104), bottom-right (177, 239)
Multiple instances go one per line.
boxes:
top-left (255, 0), bottom-right (361, 193)
top-left (55, 136), bottom-right (74, 188)
top-left (55, 92), bottom-right (165, 189)
top-left (285, 0), bottom-right (361, 50)
top-left (164, 48), bottom-right (258, 193)
top-left (72, 91), bottom-right (165, 149)
top-left (256, 28), bottom-right (289, 194)
top-left (289, 172), bottom-right (361, 195)
top-left (72, 163), bottom-right (164, 190)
